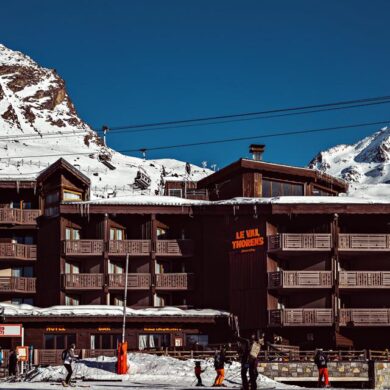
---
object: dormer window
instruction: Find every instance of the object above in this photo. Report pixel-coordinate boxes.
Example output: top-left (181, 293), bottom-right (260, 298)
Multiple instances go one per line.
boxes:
top-left (63, 189), bottom-right (82, 202)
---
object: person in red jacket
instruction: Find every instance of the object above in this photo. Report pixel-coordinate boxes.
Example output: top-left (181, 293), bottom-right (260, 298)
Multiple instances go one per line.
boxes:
top-left (194, 361), bottom-right (205, 387)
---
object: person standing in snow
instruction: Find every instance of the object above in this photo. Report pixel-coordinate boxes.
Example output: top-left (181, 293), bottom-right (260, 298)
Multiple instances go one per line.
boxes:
top-left (213, 346), bottom-right (230, 387)
top-left (314, 349), bottom-right (330, 388)
top-left (62, 343), bottom-right (79, 387)
top-left (237, 333), bottom-right (261, 390)
top-left (194, 361), bottom-right (205, 386)
top-left (8, 349), bottom-right (17, 377)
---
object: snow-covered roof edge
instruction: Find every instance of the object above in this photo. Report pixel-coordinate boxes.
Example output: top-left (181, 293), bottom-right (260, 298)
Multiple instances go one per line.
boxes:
top-left (1, 303), bottom-right (231, 318)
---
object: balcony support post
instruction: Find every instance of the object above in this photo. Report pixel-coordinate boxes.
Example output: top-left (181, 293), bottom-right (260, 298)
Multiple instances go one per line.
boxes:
top-left (103, 213), bottom-right (109, 305)
top-left (150, 214), bottom-right (157, 305)
top-left (331, 213), bottom-right (340, 336)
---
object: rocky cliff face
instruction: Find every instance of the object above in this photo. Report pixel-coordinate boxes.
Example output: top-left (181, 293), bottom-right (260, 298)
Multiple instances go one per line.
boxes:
top-left (0, 44), bottom-right (210, 198)
top-left (309, 126), bottom-right (390, 197)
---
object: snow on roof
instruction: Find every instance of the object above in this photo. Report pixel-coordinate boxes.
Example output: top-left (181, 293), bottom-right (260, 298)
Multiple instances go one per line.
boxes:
top-left (68, 195), bottom-right (208, 206)
top-left (67, 194), bottom-right (390, 207)
top-left (1, 303), bottom-right (230, 318)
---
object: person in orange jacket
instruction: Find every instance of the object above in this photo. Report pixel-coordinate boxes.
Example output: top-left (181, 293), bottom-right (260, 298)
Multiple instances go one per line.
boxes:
top-left (213, 346), bottom-right (230, 387)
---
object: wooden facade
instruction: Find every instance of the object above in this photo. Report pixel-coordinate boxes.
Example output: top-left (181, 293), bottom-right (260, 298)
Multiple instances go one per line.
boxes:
top-left (4, 156), bottom-right (390, 350)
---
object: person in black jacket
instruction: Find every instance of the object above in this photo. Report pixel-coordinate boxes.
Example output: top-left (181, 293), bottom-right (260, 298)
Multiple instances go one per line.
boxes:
top-left (8, 349), bottom-right (17, 377)
top-left (237, 334), bottom-right (261, 390)
top-left (314, 349), bottom-right (330, 388)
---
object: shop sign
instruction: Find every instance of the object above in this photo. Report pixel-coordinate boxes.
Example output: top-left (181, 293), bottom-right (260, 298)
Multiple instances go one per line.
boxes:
top-left (232, 228), bottom-right (264, 251)
top-left (45, 327), bottom-right (66, 332)
top-left (174, 337), bottom-right (183, 347)
top-left (0, 324), bottom-right (22, 337)
top-left (143, 327), bottom-right (181, 332)
top-left (16, 346), bottom-right (28, 361)
top-left (97, 327), bottom-right (111, 332)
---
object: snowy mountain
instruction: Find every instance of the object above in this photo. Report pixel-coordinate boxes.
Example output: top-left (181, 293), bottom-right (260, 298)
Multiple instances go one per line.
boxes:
top-left (0, 44), bottom-right (211, 199)
top-left (309, 126), bottom-right (390, 197)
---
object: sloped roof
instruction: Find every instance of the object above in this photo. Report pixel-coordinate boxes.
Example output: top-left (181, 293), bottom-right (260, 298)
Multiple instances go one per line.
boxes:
top-left (36, 158), bottom-right (90, 186)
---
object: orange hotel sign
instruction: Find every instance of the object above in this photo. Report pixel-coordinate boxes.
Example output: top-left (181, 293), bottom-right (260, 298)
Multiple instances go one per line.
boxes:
top-left (232, 228), bottom-right (264, 251)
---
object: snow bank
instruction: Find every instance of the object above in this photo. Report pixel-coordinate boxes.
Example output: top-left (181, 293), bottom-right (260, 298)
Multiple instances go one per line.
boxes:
top-left (29, 352), bottom-right (288, 388)
top-left (1, 303), bottom-right (230, 318)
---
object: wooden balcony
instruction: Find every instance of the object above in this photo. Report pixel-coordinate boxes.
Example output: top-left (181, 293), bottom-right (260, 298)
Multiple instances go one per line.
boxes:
top-left (0, 277), bottom-right (36, 293)
top-left (0, 208), bottom-right (40, 225)
top-left (339, 271), bottom-right (390, 289)
top-left (62, 274), bottom-right (104, 290)
top-left (268, 271), bottom-right (333, 289)
top-left (339, 234), bottom-right (390, 251)
top-left (269, 309), bottom-right (333, 327)
top-left (339, 309), bottom-right (390, 326)
top-left (156, 239), bottom-right (194, 257)
top-left (268, 234), bottom-right (332, 252)
top-left (107, 273), bottom-right (151, 290)
top-left (108, 240), bottom-right (151, 256)
top-left (63, 240), bottom-right (104, 256)
top-left (155, 273), bottom-right (195, 291)
top-left (0, 243), bottom-right (36, 261)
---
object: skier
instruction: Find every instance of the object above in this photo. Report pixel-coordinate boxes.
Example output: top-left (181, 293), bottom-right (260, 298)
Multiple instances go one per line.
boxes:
top-left (213, 346), bottom-right (230, 387)
top-left (194, 361), bottom-right (205, 386)
top-left (237, 334), bottom-right (261, 390)
top-left (8, 349), bottom-right (17, 377)
top-left (62, 343), bottom-right (79, 387)
top-left (314, 349), bottom-right (330, 388)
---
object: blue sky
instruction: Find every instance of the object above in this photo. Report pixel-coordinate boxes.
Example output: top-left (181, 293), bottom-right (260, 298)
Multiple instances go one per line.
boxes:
top-left (1, 0), bottom-right (390, 169)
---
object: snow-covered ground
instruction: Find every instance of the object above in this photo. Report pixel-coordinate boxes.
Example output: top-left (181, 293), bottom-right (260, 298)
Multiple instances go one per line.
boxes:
top-left (0, 353), bottom-right (291, 389)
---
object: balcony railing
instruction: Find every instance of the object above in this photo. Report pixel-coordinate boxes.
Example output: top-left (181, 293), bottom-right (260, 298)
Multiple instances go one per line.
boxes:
top-left (269, 309), bottom-right (333, 327)
top-left (0, 277), bottom-right (36, 293)
top-left (268, 271), bottom-right (333, 289)
top-left (62, 274), bottom-right (104, 290)
top-left (339, 234), bottom-right (390, 251)
top-left (339, 271), bottom-right (390, 288)
top-left (63, 240), bottom-right (104, 256)
top-left (268, 234), bottom-right (332, 252)
top-left (0, 243), bottom-right (37, 261)
top-left (339, 309), bottom-right (390, 326)
top-left (156, 239), bottom-right (194, 257)
top-left (155, 273), bottom-right (195, 290)
top-left (0, 208), bottom-right (40, 225)
top-left (108, 240), bottom-right (151, 256)
top-left (107, 273), bottom-right (151, 290)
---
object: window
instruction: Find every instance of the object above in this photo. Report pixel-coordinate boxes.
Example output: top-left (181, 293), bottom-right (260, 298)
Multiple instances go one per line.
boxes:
top-left (44, 334), bottom-right (76, 349)
top-left (63, 190), bottom-right (82, 201)
top-left (65, 295), bottom-right (80, 306)
top-left (138, 334), bottom-right (170, 350)
top-left (12, 267), bottom-right (33, 277)
top-left (12, 298), bottom-right (34, 305)
top-left (65, 262), bottom-right (80, 274)
top-left (168, 189), bottom-right (182, 198)
top-left (113, 296), bottom-right (124, 306)
top-left (186, 334), bottom-right (209, 348)
top-left (110, 228), bottom-right (124, 240)
top-left (65, 228), bottom-right (80, 240)
top-left (108, 262), bottom-right (123, 274)
top-left (312, 186), bottom-right (333, 196)
top-left (153, 293), bottom-right (170, 307)
top-left (91, 334), bottom-right (121, 349)
top-left (262, 179), bottom-right (304, 197)
top-left (45, 192), bottom-right (59, 205)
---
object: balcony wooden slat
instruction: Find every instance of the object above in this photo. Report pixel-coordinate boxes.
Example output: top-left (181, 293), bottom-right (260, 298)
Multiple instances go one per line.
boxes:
top-left (0, 277), bottom-right (36, 293)
top-left (339, 309), bottom-right (390, 326)
top-left (338, 234), bottom-right (390, 251)
top-left (155, 273), bottom-right (194, 290)
top-left (339, 271), bottom-right (390, 288)
top-left (63, 240), bottom-right (104, 256)
top-left (62, 274), bottom-right (104, 290)
top-left (0, 208), bottom-right (40, 225)
top-left (269, 309), bottom-right (333, 327)
top-left (268, 271), bottom-right (332, 289)
top-left (156, 240), bottom-right (194, 257)
top-left (108, 240), bottom-right (151, 256)
top-left (268, 234), bottom-right (332, 252)
top-left (0, 243), bottom-right (37, 261)
top-left (107, 273), bottom-right (151, 290)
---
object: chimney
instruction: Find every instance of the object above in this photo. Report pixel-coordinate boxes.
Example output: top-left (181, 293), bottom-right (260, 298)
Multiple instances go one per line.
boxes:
top-left (249, 144), bottom-right (265, 161)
